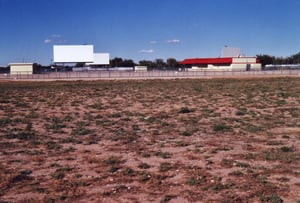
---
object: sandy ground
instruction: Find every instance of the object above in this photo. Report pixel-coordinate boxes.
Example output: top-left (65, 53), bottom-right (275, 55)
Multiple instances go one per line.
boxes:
top-left (0, 77), bottom-right (300, 202)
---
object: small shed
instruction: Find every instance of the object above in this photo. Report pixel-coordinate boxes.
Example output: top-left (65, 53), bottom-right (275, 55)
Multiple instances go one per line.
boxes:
top-left (9, 63), bottom-right (33, 75)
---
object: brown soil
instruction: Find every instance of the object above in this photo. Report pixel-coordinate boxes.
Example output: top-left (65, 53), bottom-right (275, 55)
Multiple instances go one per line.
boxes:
top-left (0, 78), bottom-right (300, 202)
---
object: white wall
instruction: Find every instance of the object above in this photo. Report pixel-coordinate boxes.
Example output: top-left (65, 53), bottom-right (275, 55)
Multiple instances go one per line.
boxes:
top-left (10, 63), bottom-right (33, 74)
top-left (250, 64), bottom-right (262, 71)
top-left (53, 45), bottom-right (94, 63)
top-left (232, 57), bottom-right (257, 64)
top-left (88, 53), bottom-right (110, 65)
top-left (221, 47), bottom-right (241, 57)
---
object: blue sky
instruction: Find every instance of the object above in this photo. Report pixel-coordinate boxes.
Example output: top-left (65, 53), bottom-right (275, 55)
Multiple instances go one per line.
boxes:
top-left (1, 0), bottom-right (300, 65)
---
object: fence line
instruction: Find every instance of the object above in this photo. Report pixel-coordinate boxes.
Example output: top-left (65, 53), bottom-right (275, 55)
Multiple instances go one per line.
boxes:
top-left (1, 69), bottom-right (300, 80)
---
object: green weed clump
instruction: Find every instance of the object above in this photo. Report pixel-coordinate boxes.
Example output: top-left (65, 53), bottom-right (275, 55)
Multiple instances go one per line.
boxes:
top-left (213, 122), bottom-right (232, 132)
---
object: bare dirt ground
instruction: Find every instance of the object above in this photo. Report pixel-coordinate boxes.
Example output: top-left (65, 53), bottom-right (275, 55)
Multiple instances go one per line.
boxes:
top-left (0, 78), bottom-right (300, 202)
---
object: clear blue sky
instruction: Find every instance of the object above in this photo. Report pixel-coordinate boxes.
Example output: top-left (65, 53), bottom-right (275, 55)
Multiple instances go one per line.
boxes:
top-left (1, 0), bottom-right (300, 65)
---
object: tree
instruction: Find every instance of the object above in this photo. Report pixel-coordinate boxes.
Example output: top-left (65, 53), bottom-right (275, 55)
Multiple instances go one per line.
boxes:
top-left (110, 57), bottom-right (136, 67)
top-left (138, 60), bottom-right (156, 70)
top-left (166, 58), bottom-right (178, 69)
top-left (110, 57), bottom-right (123, 67)
top-left (290, 52), bottom-right (300, 64)
top-left (256, 54), bottom-right (275, 67)
top-left (155, 59), bottom-right (166, 70)
top-left (122, 59), bottom-right (135, 67)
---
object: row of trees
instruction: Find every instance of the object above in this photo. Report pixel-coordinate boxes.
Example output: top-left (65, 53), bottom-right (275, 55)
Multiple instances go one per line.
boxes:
top-left (256, 52), bottom-right (300, 67)
top-left (109, 57), bottom-right (179, 70)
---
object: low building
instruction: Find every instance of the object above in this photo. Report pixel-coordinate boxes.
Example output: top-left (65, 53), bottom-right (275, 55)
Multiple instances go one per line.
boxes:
top-left (134, 66), bottom-right (147, 72)
top-left (9, 63), bottom-right (33, 75)
top-left (180, 57), bottom-right (261, 71)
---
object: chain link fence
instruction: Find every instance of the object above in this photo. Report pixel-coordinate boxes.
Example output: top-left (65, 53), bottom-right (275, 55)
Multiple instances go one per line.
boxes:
top-left (1, 69), bottom-right (300, 80)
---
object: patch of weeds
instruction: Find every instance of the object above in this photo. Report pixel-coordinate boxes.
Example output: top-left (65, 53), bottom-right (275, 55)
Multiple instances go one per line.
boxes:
top-left (210, 181), bottom-right (232, 192)
top-left (161, 121), bottom-right (170, 127)
top-left (260, 193), bottom-right (283, 203)
top-left (131, 124), bottom-right (140, 131)
top-left (75, 181), bottom-right (89, 187)
top-left (221, 159), bottom-right (234, 167)
top-left (10, 173), bottom-right (33, 183)
top-left (45, 141), bottom-right (61, 150)
top-left (186, 176), bottom-right (204, 186)
top-left (139, 171), bottom-right (151, 182)
top-left (74, 173), bottom-right (82, 178)
top-left (105, 156), bottom-right (122, 173)
top-left (276, 100), bottom-right (286, 106)
top-left (266, 140), bottom-right (283, 146)
top-left (243, 152), bottom-right (256, 160)
top-left (182, 131), bottom-right (193, 137)
top-left (105, 156), bottom-right (122, 165)
top-left (235, 108), bottom-right (247, 116)
top-left (89, 103), bottom-right (104, 110)
top-left (235, 162), bottom-right (251, 168)
top-left (72, 124), bottom-right (92, 136)
top-left (138, 162), bottom-right (151, 169)
top-left (30, 183), bottom-right (47, 193)
top-left (176, 141), bottom-right (190, 147)
top-left (61, 136), bottom-right (82, 144)
top-left (145, 116), bottom-right (156, 123)
top-left (26, 110), bottom-right (39, 119)
top-left (0, 117), bottom-right (13, 127)
top-left (258, 175), bottom-right (268, 185)
top-left (201, 107), bottom-right (214, 117)
top-left (210, 148), bottom-right (218, 154)
top-left (213, 122), bottom-right (232, 132)
top-left (262, 147), bottom-right (300, 163)
top-left (122, 167), bottom-right (135, 176)
top-left (154, 151), bottom-right (172, 159)
top-left (19, 169), bottom-right (32, 176)
top-left (229, 170), bottom-right (243, 176)
top-left (49, 163), bottom-right (61, 168)
top-left (160, 195), bottom-right (176, 203)
top-left (56, 166), bottom-right (73, 172)
top-left (44, 197), bottom-right (55, 203)
top-left (45, 117), bottom-right (66, 132)
top-left (280, 146), bottom-right (294, 152)
top-left (159, 162), bottom-right (172, 172)
top-left (218, 145), bottom-right (233, 151)
top-left (282, 134), bottom-right (290, 139)
top-left (86, 156), bottom-right (102, 164)
top-left (6, 130), bottom-right (36, 140)
top-left (178, 107), bottom-right (195, 114)
top-left (50, 171), bottom-right (65, 180)
top-left (244, 124), bottom-right (263, 132)
top-left (110, 112), bottom-right (122, 118)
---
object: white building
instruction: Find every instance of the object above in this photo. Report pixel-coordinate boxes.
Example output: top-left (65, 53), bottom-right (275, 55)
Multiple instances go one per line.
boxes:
top-left (180, 57), bottom-right (261, 71)
top-left (9, 63), bottom-right (33, 75)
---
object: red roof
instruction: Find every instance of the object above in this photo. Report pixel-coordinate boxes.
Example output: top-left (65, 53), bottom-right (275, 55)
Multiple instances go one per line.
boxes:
top-left (180, 57), bottom-right (233, 65)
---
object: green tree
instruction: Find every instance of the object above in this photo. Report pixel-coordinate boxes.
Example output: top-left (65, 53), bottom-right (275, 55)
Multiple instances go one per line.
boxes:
top-left (110, 57), bottom-right (123, 67)
top-left (290, 52), bottom-right (300, 64)
top-left (166, 58), bottom-right (178, 70)
top-left (122, 59), bottom-right (135, 67)
top-left (155, 59), bottom-right (166, 70)
top-left (256, 54), bottom-right (275, 67)
top-left (139, 60), bottom-right (156, 70)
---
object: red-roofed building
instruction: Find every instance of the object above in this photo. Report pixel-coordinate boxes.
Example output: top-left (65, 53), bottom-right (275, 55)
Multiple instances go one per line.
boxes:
top-left (180, 57), bottom-right (261, 71)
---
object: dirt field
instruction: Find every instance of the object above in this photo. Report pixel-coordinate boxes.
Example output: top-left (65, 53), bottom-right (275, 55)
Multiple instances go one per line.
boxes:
top-left (0, 78), bottom-right (300, 202)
